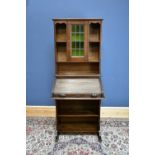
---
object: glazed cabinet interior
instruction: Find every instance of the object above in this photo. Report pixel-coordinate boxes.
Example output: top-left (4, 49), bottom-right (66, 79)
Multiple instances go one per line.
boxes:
top-left (52, 19), bottom-right (104, 141)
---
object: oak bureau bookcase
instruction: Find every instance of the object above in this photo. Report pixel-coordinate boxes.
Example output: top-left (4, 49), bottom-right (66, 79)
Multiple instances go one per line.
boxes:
top-left (51, 18), bottom-right (104, 141)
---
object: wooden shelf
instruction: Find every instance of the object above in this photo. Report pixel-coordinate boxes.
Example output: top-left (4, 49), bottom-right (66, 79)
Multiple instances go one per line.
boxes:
top-left (56, 40), bottom-right (66, 43)
top-left (58, 123), bottom-right (98, 132)
top-left (56, 42), bottom-right (67, 62)
top-left (58, 115), bottom-right (98, 117)
top-left (89, 37), bottom-right (100, 43)
top-left (58, 111), bottom-right (98, 116)
top-left (89, 42), bottom-right (99, 62)
top-left (57, 100), bottom-right (100, 117)
top-left (54, 97), bottom-right (103, 100)
top-left (56, 61), bottom-right (99, 63)
top-left (56, 23), bottom-right (66, 43)
top-left (56, 63), bottom-right (99, 75)
top-left (56, 74), bottom-right (100, 78)
top-left (57, 109), bottom-right (98, 115)
top-left (89, 23), bottom-right (100, 43)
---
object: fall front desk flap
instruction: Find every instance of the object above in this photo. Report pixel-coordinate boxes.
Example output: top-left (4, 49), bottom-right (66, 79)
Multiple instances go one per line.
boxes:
top-left (52, 78), bottom-right (104, 99)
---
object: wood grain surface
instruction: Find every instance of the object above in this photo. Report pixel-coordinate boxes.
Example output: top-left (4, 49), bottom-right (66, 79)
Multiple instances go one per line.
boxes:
top-left (53, 78), bottom-right (102, 96)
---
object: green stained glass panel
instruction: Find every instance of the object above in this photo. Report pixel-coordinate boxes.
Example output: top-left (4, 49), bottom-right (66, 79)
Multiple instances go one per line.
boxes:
top-left (72, 25), bottom-right (76, 32)
top-left (71, 24), bottom-right (84, 57)
top-left (72, 42), bottom-right (76, 48)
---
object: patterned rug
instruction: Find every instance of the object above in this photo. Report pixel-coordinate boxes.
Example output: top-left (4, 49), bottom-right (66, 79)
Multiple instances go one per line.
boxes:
top-left (26, 117), bottom-right (129, 155)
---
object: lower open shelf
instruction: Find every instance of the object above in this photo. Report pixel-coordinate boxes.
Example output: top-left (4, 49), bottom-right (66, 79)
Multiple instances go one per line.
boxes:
top-left (57, 100), bottom-right (100, 115)
top-left (58, 123), bottom-right (98, 132)
top-left (58, 114), bottom-right (98, 117)
top-left (56, 100), bottom-right (100, 133)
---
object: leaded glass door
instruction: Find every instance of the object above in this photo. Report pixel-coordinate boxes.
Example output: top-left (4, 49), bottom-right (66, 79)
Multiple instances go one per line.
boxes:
top-left (71, 25), bottom-right (84, 57)
top-left (68, 21), bottom-right (88, 62)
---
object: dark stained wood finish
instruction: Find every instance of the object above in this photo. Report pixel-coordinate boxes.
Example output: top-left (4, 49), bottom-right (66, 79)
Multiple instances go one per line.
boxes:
top-left (54, 19), bottom-right (102, 63)
top-left (56, 62), bottom-right (99, 75)
top-left (57, 100), bottom-right (99, 115)
top-left (56, 100), bottom-right (100, 133)
top-left (53, 78), bottom-right (102, 98)
top-left (52, 19), bottom-right (103, 141)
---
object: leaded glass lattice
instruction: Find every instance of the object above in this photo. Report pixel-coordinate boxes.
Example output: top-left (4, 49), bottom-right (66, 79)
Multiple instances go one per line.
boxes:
top-left (71, 25), bottom-right (84, 56)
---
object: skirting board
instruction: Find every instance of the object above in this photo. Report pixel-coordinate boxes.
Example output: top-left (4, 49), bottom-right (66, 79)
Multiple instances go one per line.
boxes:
top-left (26, 106), bottom-right (129, 118)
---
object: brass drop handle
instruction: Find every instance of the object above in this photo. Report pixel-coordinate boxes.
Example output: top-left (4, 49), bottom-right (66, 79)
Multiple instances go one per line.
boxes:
top-left (59, 93), bottom-right (66, 97)
top-left (91, 93), bottom-right (97, 97)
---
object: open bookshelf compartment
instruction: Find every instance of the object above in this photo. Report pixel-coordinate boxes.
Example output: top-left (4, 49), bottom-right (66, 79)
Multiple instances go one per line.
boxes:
top-left (56, 42), bottom-right (67, 62)
top-left (57, 100), bottom-right (99, 116)
top-left (56, 99), bottom-right (100, 132)
top-left (89, 42), bottom-right (100, 62)
top-left (89, 23), bottom-right (100, 42)
top-left (56, 62), bottom-right (99, 75)
top-left (56, 23), bottom-right (66, 42)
